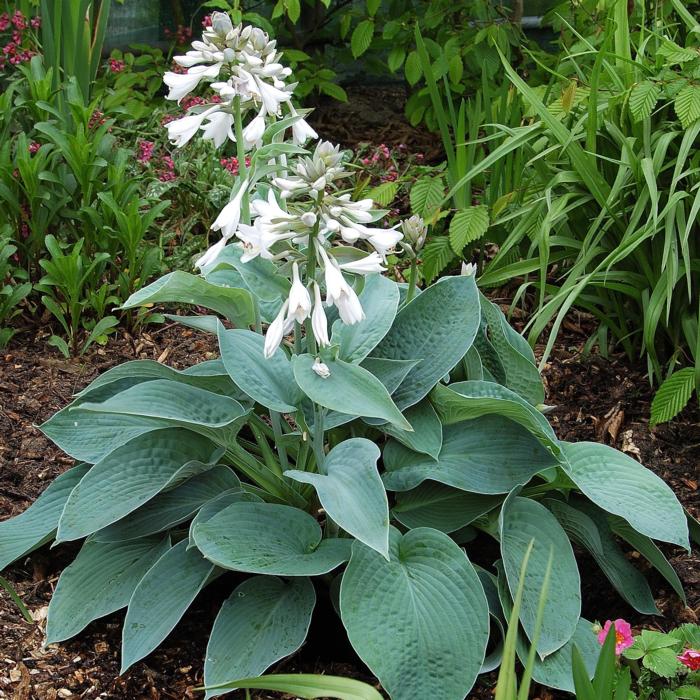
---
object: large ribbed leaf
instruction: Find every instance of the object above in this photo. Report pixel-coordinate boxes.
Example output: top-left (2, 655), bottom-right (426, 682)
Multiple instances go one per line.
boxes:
top-left (286, 438), bottom-right (389, 558)
top-left (204, 576), bottom-right (315, 698)
top-left (340, 527), bottom-right (489, 700)
top-left (293, 354), bottom-right (411, 432)
top-left (57, 429), bottom-right (223, 542)
top-left (0, 464), bottom-right (89, 570)
top-left (332, 275), bottom-right (400, 362)
top-left (372, 275), bottom-right (481, 409)
top-left (499, 494), bottom-right (581, 656)
top-left (121, 271), bottom-right (255, 327)
top-left (547, 498), bottom-right (657, 614)
top-left (382, 415), bottom-right (556, 493)
top-left (559, 442), bottom-right (689, 549)
top-left (382, 400), bottom-right (442, 459)
top-left (218, 327), bottom-right (302, 413)
top-left (92, 467), bottom-right (240, 543)
top-left (79, 379), bottom-right (246, 429)
top-left (392, 483), bottom-right (502, 533)
top-left (194, 502), bottom-right (351, 575)
top-left (121, 540), bottom-right (216, 672)
top-left (46, 537), bottom-right (169, 644)
top-left (431, 381), bottom-right (559, 453)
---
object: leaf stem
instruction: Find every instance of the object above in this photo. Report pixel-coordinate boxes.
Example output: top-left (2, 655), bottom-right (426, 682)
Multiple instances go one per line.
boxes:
top-left (270, 410), bottom-right (290, 473)
top-left (232, 95), bottom-right (250, 225)
top-left (406, 258), bottom-right (418, 303)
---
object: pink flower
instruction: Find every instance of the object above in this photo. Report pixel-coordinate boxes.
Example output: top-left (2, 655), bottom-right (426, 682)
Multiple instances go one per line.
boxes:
top-left (0, 13), bottom-right (9, 32)
top-left (597, 619), bottom-right (634, 655)
top-left (678, 649), bottom-right (700, 671)
top-left (108, 58), bottom-right (125, 73)
top-left (137, 140), bottom-right (155, 164)
top-left (28, 141), bottom-right (40, 154)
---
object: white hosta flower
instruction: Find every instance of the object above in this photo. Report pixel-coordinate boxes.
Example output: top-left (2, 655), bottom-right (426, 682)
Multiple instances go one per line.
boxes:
top-left (211, 180), bottom-right (249, 238)
top-left (312, 359), bottom-right (331, 378)
top-left (163, 63), bottom-right (222, 103)
top-left (461, 262), bottom-right (477, 277)
top-left (264, 299), bottom-right (293, 358)
top-left (311, 282), bottom-right (329, 348)
top-left (367, 227), bottom-right (403, 260)
top-left (319, 247), bottom-right (365, 325)
top-left (287, 263), bottom-right (311, 323)
top-left (236, 220), bottom-right (277, 262)
top-left (242, 113), bottom-right (266, 149)
top-left (338, 252), bottom-right (386, 275)
top-left (201, 110), bottom-right (234, 147)
top-left (290, 108), bottom-right (318, 145)
top-left (253, 75), bottom-right (291, 114)
top-left (166, 105), bottom-right (221, 147)
top-left (194, 236), bottom-right (227, 269)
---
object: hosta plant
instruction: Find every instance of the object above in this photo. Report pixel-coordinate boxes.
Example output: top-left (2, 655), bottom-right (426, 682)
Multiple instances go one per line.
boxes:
top-left (1, 14), bottom-right (695, 700)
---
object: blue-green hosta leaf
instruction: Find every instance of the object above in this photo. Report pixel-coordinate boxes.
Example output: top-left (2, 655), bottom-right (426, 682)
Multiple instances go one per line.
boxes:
top-left (293, 354), bottom-right (411, 432)
top-left (46, 536), bottom-right (169, 644)
top-left (431, 381), bottom-right (560, 454)
top-left (372, 275), bottom-right (481, 409)
top-left (382, 415), bottom-right (556, 493)
top-left (194, 502), bottom-right (351, 576)
top-left (609, 516), bottom-right (686, 604)
top-left (340, 527), bottom-right (489, 700)
top-left (499, 494), bottom-right (581, 656)
top-left (121, 540), bottom-right (216, 672)
top-left (546, 498), bottom-right (658, 614)
top-left (392, 483), bottom-right (502, 533)
top-left (121, 271), bottom-right (255, 327)
top-left (204, 576), bottom-right (315, 698)
top-left (479, 295), bottom-right (544, 406)
top-left (187, 488), bottom-right (261, 549)
top-left (382, 400), bottom-right (442, 459)
top-left (57, 429), bottom-right (224, 542)
top-left (286, 438), bottom-right (389, 558)
top-left (218, 327), bottom-right (302, 413)
top-left (332, 275), bottom-right (400, 362)
top-left (359, 357), bottom-right (419, 394)
top-left (0, 464), bottom-right (89, 570)
top-left (92, 467), bottom-right (240, 543)
top-left (559, 442), bottom-right (689, 549)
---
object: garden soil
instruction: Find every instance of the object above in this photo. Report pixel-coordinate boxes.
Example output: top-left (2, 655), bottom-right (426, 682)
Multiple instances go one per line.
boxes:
top-left (1, 89), bottom-right (698, 699)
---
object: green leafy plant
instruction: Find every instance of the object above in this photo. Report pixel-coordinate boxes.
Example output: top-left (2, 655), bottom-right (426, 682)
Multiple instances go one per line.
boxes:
top-left (0, 13), bottom-right (694, 700)
top-left (0, 230), bottom-right (31, 347)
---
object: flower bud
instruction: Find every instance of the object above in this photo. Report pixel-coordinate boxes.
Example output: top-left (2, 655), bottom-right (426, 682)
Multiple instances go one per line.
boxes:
top-left (222, 47), bottom-right (235, 63)
top-left (401, 215), bottom-right (427, 252)
top-left (301, 212), bottom-right (317, 227)
top-left (211, 12), bottom-right (233, 38)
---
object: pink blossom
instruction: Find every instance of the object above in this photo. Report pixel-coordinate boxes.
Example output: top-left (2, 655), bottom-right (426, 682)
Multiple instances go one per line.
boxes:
top-left (678, 649), bottom-right (700, 671)
top-left (157, 155), bottom-right (176, 182)
top-left (0, 14), bottom-right (9, 32)
top-left (30, 16), bottom-right (41, 29)
top-left (137, 140), bottom-right (155, 164)
top-left (11, 10), bottom-right (26, 31)
top-left (597, 619), bottom-right (634, 655)
top-left (108, 58), bottom-right (125, 73)
top-left (202, 15), bottom-right (212, 28)
top-left (28, 142), bottom-right (40, 154)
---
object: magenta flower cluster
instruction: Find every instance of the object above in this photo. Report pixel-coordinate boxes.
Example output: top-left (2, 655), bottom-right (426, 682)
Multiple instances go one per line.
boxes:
top-left (0, 10), bottom-right (40, 71)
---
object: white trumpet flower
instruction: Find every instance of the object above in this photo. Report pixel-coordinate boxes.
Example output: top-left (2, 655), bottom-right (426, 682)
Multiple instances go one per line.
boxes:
top-left (166, 105), bottom-right (221, 147)
top-left (287, 263), bottom-right (312, 323)
top-left (211, 180), bottom-right (249, 238)
top-left (163, 63), bottom-right (222, 102)
top-left (338, 252), bottom-right (386, 275)
top-left (311, 282), bottom-right (329, 347)
top-left (264, 299), bottom-right (293, 358)
top-left (201, 110), bottom-right (235, 147)
top-left (319, 247), bottom-right (365, 325)
top-left (290, 107), bottom-right (318, 145)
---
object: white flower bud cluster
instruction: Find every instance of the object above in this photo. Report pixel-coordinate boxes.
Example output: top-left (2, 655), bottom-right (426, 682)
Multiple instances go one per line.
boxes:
top-left (163, 12), bottom-right (317, 150)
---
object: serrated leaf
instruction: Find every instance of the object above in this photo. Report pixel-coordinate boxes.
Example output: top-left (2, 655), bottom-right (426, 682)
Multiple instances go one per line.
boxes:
top-left (340, 527), bottom-right (489, 700)
top-left (675, 84), bottom-right (700, 128)
top-left (387, 47), bottom-right (405, 73)
top-left (204, 577), bottom-right (315, 698)
top-left (659, 40), bottom-right (699, 65)
top-left (366, 180), bottom-right (398, 207)
top-left (651, 367), bottom-right (695, 426)
top-left (366, 0), bottom-right (380, 16)
top-left (630, 81), bottom-right (661, 122)
top-left (351, 20), bottom-right (374, 58)
top-left (421, 237), bottom-right (455, 283)
top-left (404, 50), bottom-right (422, 85)
top-left (449, 206), bottom-right (489, 254)
top-left (410, 176), bottom-right (444, 218)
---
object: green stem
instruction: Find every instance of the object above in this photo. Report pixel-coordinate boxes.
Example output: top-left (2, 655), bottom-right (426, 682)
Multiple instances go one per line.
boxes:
top-left (406, 257), bottom-right (418, 303)
top-left (232, 95), bottom-right (250, 225)
top-left (304, 218), bottom-right (321, 355)
top-left (0, 575), bottom-right (33, 623)
top-left (249, 421), bottom-right (283, 478)
top-left (313, 404), bottom-right (326, 474)
top-left (270, 411), bottom-right (290, 473)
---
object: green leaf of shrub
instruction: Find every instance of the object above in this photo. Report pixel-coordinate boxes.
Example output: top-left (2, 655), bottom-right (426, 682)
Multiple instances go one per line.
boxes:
top-left (675, 84), bottom-right (700, 128)
top-left (341, 527), bottom-right (489, 700)
top-left (293, 354), bottom-right (411, 431)
top-left (286, 438), bottom-right (389, 558)
top-left (121, 540), bottom-right (216, 672)
top-left (404, 50), bottom-right (421, 85)
top-left (410, 176), bottom-right (444, 218)
top-left (373, 275), bottom-right (480, 409)
top-left (449, 206), bottom-right (489, 254)
top-left (46, 537), bottom-right (169, 644)
top-left (351, 20), bottom-right (374, 58)
top-left (650, 367), bottom-right (695, 426)
top-left (193, 502), bottom-right (351, 575)
top-left (383, 415), bottom-right (556, 493)
top-left (203, 577), bottom-right (315, 698)
top-left (499, 494), bottom-right (581, 655)
top-left (559, 442), bottom-right (689, 549)
top-left (629, 80), bottom-right (660, 122)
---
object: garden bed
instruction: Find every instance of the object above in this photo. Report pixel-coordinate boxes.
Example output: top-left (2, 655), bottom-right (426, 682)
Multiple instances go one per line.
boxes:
top-left (1, 306), bottom-right (698, 700)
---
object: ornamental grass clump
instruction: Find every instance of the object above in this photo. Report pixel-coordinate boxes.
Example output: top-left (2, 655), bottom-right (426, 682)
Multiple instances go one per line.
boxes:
top-left (0, 13), bottom-right (696, 700)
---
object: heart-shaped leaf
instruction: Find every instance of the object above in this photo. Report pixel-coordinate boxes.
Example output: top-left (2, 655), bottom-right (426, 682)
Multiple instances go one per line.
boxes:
top-left (194, 502), bottom-right (351, 575)
top-left (286, 438), bottom-right (389, 558)
top-left (204, 576), bottom-right (315, 698)
top-left (382, 400), bottom-right (442, 459)
top-left (340, 527), bottom-right (489, 700)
